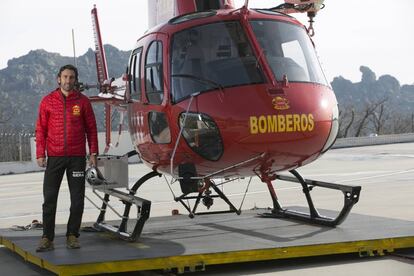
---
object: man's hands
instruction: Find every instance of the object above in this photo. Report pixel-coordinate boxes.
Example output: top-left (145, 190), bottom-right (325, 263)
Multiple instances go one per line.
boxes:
top-left (89, 154), bottom-right (97, 167)
top-left (37, 157), bottom-right (46, 167)
top-left (37, 155), bottom-right (97, 168)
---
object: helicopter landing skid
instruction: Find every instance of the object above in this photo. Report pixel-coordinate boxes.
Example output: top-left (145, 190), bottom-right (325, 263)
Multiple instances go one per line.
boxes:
top-left (260, 169), bottom-right (361, 227)
top-left (89, 171), bottom-right (161, 242)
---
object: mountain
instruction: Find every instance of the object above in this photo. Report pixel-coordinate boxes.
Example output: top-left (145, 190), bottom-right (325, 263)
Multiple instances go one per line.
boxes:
top-left (332, 66), bottom-right (414, 112)
top-left (0, 45), bottom-right (130, 132)
top-left (0, 48), bottom-right (413, 136)
top-left (332, 66), bottom-right (414, 137)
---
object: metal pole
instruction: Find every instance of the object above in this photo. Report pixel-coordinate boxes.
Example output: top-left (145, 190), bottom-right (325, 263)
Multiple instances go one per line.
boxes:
top-left (18, 133), bottom-right (22, 161)
top-left (412, 113), bottom-right (414, 132)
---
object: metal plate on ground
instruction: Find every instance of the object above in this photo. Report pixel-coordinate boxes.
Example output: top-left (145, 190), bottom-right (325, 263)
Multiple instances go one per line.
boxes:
top-left (1, 209), bottom-right (414, 275)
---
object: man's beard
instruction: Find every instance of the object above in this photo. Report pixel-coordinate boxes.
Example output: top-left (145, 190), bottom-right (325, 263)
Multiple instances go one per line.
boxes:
top-left (61, 83), bottom-right (75, 91)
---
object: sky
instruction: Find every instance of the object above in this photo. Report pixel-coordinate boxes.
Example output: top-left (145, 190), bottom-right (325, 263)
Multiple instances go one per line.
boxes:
top-left (1, 0), bottom-right (413, 84)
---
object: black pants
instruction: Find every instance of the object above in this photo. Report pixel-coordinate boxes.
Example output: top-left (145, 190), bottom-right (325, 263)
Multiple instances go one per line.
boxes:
top-left (42, 156), bottom-right (86, 241)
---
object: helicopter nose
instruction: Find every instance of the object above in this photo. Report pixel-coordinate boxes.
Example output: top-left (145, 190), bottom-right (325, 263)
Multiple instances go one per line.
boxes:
top-left (321, 103), bottom-right (339, 153)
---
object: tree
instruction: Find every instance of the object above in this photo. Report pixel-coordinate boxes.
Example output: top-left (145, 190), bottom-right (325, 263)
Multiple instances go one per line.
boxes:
top-left (354, 98), bottom-right (387, 137)
top-left (369, 102), bottom-right (387, 134)
top-left (338, 107), bottom-right (355, 138)
top-left (390, 112), bottom-right (413, 134)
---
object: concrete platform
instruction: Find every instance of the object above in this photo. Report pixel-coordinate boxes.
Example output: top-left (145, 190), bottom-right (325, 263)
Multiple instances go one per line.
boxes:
top-left (1, 208), bottom-right (414, 275)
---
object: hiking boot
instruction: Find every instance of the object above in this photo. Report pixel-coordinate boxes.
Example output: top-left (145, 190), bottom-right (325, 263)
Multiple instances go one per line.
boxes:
top-left (66, 234), bottom-right (80, 249)
top-left (36, 237), bottom-right (54, 252)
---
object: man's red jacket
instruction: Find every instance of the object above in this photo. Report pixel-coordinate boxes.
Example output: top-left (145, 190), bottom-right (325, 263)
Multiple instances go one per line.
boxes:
top-left (36, 88), bottom-right (99, 158)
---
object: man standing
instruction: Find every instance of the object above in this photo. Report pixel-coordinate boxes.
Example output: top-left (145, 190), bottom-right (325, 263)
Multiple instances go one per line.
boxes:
top-left (35, 64), bottom-right (98, 252)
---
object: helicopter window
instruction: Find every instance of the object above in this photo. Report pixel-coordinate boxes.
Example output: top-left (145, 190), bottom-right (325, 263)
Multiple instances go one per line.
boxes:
top-left (281, 40), bottom-right (308, 78)
top-left (171, 21), bottom-right (264, 103)
top-left (169, 11), bottom-right (217, 25)
top-left (149, 111), bottom-right (171, 144)
top-left (250, 20), bottom-right (328, 86)
top-left (254, 9), bottom-right (286, 17)
top-left (145, 41), bottom-right (163, 104)
top-left (179, 112), bottom-right (223, 161)
top-left (130, 48), bottom-right (142, 101)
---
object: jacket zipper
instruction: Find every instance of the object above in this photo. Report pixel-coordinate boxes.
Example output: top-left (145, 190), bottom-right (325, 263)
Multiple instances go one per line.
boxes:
top-left (63, 96), bottom-right (67, 156)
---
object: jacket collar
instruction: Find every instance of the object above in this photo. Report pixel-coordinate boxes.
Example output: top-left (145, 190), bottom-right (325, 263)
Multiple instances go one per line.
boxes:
top-left (53, 88), bottom-right (80, 101)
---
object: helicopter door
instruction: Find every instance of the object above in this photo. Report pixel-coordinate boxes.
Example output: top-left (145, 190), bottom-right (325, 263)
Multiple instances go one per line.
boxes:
top-left (127, 47), bottom-right (146, 154)
top-left (145, 40), bottom-right (164, 105)
top-left (128, 47), bottom-right (143, 102)
top-left (142, 36), bottom-right (171, 162)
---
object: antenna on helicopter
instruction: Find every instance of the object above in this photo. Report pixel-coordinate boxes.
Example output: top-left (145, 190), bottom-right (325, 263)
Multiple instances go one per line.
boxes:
top-left (71, 28), bottom-right (77, 67)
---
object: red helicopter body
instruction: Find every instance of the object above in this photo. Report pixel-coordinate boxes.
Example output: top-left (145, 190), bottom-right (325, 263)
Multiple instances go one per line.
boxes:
top-left (86, 1), bottom-right (359, 241)
top-left (124, 3), bottom-right (338, 179)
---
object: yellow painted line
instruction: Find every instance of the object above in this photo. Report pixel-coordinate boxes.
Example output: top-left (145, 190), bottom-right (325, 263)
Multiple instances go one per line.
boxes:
top-left (0, 236), bottom-right (61, 275)
top-left (2, 235), bottom-right (414, 275)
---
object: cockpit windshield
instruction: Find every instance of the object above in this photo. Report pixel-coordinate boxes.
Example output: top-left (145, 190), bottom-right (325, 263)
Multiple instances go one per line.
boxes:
top-left (171, 21), bottom-right (264, 103)
top-left (250, 20), bottom-right (328, 86)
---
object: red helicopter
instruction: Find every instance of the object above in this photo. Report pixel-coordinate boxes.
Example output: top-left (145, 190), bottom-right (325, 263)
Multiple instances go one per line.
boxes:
top-left (84, 0), bottom-right (361, 241)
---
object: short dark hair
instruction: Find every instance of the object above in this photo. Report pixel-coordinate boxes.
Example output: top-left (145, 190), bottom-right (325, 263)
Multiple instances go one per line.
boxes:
top-left (57, 64), bottom-right (78, 81)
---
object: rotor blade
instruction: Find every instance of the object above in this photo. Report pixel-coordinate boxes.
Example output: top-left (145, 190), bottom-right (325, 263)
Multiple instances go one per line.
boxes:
top-left (91, 5), bottom-right (109, 89)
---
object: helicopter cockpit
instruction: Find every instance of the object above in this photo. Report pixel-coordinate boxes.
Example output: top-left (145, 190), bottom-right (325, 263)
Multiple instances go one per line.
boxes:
top-left (171, 20), bottom-right (264, 103)
top-left (170, 11), bottom-right (328, 103)
top-left (250, 18), bottom-right (328, 85)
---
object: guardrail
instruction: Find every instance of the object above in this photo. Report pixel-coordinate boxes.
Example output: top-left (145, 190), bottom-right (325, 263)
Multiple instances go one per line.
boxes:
top-left (332, 133), bottom-right (414, 149)
top-left (0, 132), bottom-right (34, 162)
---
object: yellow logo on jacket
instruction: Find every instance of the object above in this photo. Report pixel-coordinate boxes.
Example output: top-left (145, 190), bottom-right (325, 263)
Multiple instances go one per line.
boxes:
top-left (72, 105), bottom-right (81, 116)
